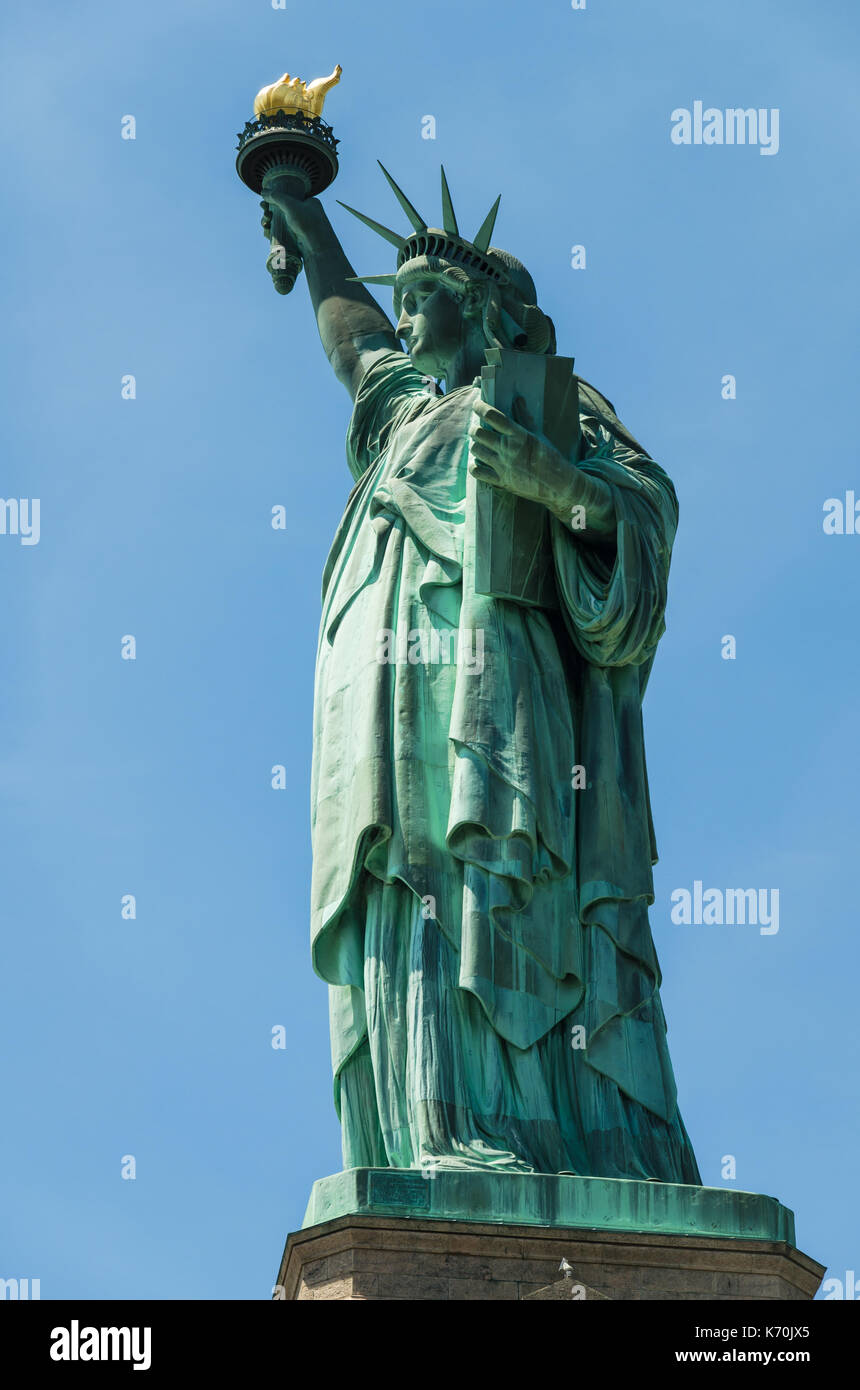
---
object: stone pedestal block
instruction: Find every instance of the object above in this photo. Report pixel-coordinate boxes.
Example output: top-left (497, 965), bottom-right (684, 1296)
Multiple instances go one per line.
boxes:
top-left (275, 1170), bottom-right (824, 1302)
top-left (276, 1214), bottom-right (824, 1301)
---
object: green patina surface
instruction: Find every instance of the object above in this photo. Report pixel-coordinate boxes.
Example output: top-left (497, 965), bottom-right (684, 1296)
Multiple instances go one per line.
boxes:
top-left (253, 155), bottom-right (716, 1190)
top-left (303, 1169), bottom-right (796, 1245)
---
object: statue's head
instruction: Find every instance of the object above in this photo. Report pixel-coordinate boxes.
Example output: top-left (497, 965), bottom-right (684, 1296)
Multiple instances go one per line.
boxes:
top-left (340, 165), bottom-right (555, 380)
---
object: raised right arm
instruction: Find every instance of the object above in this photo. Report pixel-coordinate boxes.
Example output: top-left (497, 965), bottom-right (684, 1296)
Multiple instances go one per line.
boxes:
top-left (261, 176), bottom-right (401, 401)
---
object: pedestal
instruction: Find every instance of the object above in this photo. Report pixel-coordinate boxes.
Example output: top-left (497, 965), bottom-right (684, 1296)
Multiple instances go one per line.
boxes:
top-left (274, 1169), bottom-right (824, 1301)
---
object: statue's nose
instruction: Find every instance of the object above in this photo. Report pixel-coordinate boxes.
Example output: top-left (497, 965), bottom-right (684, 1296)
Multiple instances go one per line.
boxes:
top-left (395, 313), bottom-right (411, 340)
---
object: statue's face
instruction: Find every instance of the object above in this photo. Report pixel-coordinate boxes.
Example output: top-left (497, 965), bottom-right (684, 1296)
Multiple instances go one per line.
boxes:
top-left (395, 277), bottom-right (468, 378)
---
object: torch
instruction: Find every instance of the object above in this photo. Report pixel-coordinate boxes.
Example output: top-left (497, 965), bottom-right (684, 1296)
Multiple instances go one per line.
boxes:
top-left (236, 65), bottom-right (342, 294)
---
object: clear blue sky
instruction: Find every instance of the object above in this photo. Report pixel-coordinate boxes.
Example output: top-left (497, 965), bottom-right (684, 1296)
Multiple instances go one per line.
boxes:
top-left (1, 0), bottom-right (857, 1299)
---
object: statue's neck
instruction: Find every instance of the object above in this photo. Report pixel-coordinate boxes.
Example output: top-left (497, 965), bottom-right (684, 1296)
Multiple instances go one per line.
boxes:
top-left (442, 335), bottom-right (487, 391)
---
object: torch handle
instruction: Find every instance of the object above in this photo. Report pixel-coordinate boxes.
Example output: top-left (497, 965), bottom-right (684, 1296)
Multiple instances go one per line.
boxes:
top-left (265, 209), bottom-right (303, 295)
top-left (261, 170), bottom-right (309, 296)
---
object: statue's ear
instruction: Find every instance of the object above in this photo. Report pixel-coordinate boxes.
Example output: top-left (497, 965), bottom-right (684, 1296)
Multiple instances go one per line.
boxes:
top-left (462, 279), bottom-right (490, 321)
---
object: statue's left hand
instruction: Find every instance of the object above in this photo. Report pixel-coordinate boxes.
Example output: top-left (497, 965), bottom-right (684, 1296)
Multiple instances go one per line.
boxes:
top-left (468, 397), bottom-right (575, 520)
top-left (468, 397), bottom-right (617, 540)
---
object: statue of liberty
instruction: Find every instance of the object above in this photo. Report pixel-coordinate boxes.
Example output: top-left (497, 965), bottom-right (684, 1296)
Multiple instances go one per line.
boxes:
top-left (260, 161), bottom-right (701, 1185)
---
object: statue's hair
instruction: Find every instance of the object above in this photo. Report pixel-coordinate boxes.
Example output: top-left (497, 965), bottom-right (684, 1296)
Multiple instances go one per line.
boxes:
top-left (393, 253), bottom-right (556, 356)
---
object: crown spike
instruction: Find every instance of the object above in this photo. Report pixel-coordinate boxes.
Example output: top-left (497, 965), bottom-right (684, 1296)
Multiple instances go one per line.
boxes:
top-left (336, 200), bottom-right (404, 248)
top-left (440, 165), bottom-right (459, 237)
top-left (377, 161), bottom-right (426, 232)
top-left (473, 194), bottom-right (501, 254)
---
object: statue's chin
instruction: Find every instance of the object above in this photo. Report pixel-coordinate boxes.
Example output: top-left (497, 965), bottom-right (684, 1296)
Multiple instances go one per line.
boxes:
top-left (408, 345), bottom-right (441, 377)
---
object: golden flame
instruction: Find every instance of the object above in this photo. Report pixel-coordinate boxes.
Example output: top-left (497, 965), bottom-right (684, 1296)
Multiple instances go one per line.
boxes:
top-left (253, 64), bottom-right (342, 120)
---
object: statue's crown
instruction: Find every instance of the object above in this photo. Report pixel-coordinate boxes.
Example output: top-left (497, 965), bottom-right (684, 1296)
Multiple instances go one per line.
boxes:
top-left (339, 164), bottom-right (554, 354)
top-left (339, 164), bottom-right (508, 290)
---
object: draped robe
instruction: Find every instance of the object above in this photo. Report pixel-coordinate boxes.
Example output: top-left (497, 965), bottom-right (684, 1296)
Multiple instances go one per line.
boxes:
top-left (309, 348), bottom-right (700, 1182)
